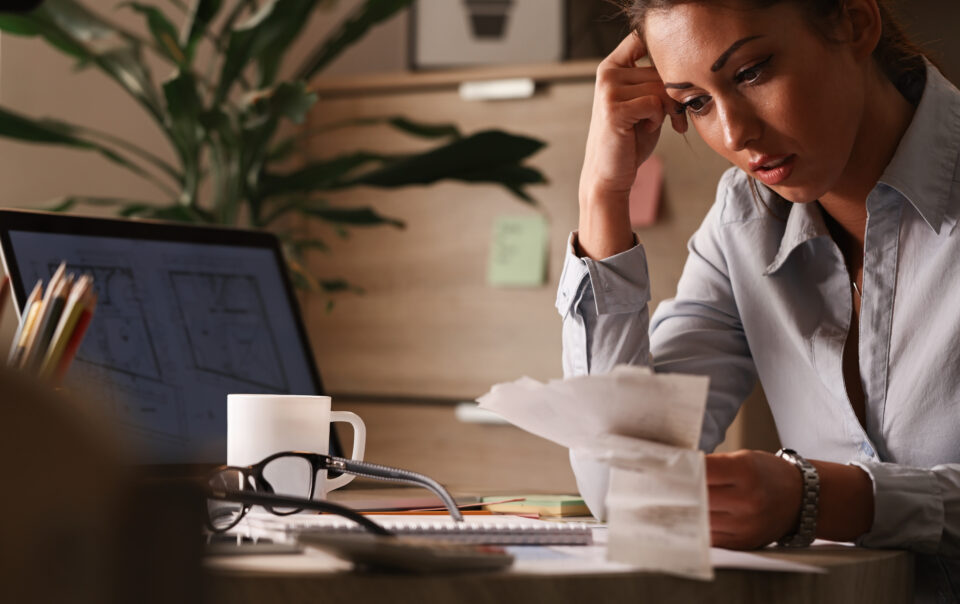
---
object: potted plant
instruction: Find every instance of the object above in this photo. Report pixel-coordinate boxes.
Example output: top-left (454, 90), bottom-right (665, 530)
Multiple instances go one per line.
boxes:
top-left (0, 0), bottom-right (546, 294)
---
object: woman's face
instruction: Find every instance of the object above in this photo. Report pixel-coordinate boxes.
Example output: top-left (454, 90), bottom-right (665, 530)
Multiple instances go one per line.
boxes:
top-left (646, 2), bottom-right (866, 204)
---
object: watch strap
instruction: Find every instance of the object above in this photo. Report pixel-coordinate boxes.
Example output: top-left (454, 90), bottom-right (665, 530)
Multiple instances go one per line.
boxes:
top-left (775, 448), bottom-right (820, 548)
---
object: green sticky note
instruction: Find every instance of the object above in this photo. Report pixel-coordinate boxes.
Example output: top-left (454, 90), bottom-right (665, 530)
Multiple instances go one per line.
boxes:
top-left (487, 215), bottom-right (548, 288)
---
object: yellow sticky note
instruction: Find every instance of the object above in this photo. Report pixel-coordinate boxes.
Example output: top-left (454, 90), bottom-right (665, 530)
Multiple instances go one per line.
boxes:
top-left (487, 215), bottom-right (548, 288)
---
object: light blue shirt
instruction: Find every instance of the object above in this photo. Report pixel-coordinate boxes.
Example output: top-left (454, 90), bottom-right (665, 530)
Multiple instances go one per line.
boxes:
top-left (557, 63), bottom-right (960, 601)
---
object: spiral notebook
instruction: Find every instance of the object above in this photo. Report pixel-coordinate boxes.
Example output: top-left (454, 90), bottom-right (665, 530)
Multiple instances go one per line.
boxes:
top-left (238, 513), bottom-right (594, 546)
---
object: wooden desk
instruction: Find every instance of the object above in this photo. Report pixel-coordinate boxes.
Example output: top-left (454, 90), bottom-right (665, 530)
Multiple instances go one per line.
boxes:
top-left (205, 539), bottom-right (913, 604)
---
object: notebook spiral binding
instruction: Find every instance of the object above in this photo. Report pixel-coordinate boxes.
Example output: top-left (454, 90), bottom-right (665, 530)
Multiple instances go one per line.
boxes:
top-left (239, 513), bottom-right (595, 546)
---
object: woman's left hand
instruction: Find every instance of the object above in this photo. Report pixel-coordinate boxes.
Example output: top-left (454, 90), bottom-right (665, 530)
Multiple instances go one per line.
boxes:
top-left (706, 450), bottom-right (803, 549)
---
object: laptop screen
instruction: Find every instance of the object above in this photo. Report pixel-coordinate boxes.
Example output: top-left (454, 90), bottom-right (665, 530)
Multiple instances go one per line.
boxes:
top-left (0, 211), bottom-right (331, 468)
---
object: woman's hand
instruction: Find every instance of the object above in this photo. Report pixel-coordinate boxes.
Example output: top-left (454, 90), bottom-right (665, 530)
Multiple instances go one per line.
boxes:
top-left (706, 450), bottom-right (803, 549)
top-left (578, 32), bottom-right (687, 260)
top-left (707, 450), bottom-right (875, 549)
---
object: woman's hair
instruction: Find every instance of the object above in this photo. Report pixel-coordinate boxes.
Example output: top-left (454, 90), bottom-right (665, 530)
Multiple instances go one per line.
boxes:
top-left (621, 0), bottom-right (929, 104)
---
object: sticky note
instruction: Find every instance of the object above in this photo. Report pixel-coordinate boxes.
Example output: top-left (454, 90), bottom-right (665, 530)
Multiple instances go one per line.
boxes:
top-left (629, 155), bottom-right (664, 227)
top-left (487, 215), bottom-right (548, 288)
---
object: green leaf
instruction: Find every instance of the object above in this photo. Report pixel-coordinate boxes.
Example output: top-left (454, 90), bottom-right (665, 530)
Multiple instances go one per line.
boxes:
top-left (122, 2), bottom-right (185, 64)
top-left (308, 116), bottom-right (461, 140)
top-left (0, 14), bottom-right (43, 36)
top-left (163, 71), bottom-right (205, 203)
top-left (345, 130), bottom-right (546, 202)
top-left (0, 106), bottom-right (175, 192)
top-left (259, 151), bottom-right (391, 196)
top-left (300, 205), bottom-right (405, 229)
top-left (216, 0), bottom-right (316, 103)
top-left (181, 0), bottom-right (221, 62)
top-left (163, 71), bottom-right (203, 127)
top-left (386, 117), bottom-right (461, 140)
top-left (0, 6), bottom-right (87, 60)
top-left (319, 279), bottom-right (363, 294)
top-left (38, 0), bottom-right (122, 44)
top-left (293, 0), bottom-right (413, 81)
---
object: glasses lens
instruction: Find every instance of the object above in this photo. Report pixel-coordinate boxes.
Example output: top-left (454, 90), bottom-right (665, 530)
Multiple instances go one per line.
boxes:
top-left (207, 468), bottom-right (247, 531)
top-left (261, 455), bottom-right (315, 513)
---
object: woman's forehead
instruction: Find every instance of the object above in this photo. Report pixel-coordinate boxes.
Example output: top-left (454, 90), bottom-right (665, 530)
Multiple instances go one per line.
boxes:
top-left (643, 3), bottom-right (801, 73)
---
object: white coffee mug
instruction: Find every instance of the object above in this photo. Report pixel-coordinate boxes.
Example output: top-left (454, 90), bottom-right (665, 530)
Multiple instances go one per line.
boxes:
top-left (227, 394), bottom-right (366, 499)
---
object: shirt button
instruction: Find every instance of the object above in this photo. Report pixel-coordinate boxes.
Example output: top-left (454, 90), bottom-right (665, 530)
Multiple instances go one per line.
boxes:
top-left (860, 442), bottom-right (876, 458)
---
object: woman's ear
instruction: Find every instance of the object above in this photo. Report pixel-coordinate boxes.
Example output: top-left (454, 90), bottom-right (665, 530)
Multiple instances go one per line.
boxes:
top-left (840, 0), bottom-right (883, 61)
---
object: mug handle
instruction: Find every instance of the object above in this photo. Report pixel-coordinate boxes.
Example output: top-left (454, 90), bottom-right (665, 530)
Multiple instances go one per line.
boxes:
top-left (325, 411), bottom-right (366, 492)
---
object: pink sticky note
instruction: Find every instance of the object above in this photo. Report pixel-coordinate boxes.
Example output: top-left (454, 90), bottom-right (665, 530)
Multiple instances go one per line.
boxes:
top-left (629, 155), bottom-right (664, 227)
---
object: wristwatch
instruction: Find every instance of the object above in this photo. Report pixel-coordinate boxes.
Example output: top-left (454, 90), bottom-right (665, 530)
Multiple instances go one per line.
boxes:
top-left (775, 448), bottom-right (820, 547)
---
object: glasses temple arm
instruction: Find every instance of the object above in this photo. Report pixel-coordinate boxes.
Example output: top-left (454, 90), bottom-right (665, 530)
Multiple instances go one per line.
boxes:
top-left (208, 488), bottom-right (393, 536)
top-left (329, 457), bottom-right (465, 522)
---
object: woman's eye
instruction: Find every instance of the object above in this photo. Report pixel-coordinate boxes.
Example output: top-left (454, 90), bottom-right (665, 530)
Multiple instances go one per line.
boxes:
top-left (735, 55), bottom-right (773, 85)
top-left (682, 96), bottom-right (711, 115)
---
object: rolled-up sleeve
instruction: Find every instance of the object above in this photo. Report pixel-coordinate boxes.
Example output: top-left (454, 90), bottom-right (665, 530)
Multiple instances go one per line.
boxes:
top-left (556, 232), bottom-right (652, 379)
top-left (853, 461), bottom-right (960, 556)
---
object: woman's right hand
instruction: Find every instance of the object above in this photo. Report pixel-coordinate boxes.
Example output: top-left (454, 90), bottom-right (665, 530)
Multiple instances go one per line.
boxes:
top-left (578, 32), bottom-right (687, 260)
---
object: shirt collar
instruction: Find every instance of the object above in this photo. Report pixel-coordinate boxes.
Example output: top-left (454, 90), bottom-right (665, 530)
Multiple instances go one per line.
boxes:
top-left (764, 200), bottom-right (830, 275)
top-left (879, 61), bottom-right (960, 235)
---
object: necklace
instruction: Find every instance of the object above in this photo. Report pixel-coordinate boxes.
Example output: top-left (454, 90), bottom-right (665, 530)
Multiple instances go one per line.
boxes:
top-left (852, 280), bottom-right (862, 299)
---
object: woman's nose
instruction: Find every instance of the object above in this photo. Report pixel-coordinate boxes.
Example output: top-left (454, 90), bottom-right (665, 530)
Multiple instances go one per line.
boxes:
top-left (717, 100), bottom-right (761, 152)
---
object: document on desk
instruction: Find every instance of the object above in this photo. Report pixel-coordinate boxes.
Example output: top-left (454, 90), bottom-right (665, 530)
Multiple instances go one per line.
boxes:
top-left (477, 365), bottom-right (714, 580)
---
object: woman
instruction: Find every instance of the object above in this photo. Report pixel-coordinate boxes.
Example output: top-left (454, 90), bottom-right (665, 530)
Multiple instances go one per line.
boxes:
top-left (557, 0), bottom-right (959, 598)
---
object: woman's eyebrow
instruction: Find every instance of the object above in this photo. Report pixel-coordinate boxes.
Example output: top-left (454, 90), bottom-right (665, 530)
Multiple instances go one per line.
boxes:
top-left (711, 35), bottom-right (764, 71)
top-left (662, 35), bottom-right (765, 89)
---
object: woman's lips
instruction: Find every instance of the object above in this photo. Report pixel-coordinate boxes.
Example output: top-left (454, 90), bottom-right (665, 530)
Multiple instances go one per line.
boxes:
top-left (750, 154), bottom-right (795, 186)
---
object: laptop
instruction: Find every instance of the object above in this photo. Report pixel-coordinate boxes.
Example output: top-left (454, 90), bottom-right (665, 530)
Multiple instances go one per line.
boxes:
top-left (0, 209), bottom-right (341, 476)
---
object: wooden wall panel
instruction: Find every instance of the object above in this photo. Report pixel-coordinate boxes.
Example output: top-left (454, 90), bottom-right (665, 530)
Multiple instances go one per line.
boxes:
top-left (303, 62), bottom-right (733, 401)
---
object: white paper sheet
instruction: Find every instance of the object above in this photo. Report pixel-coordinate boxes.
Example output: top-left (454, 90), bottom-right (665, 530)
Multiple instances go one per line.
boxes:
top-left (476, 365), bottom-right (709, 449)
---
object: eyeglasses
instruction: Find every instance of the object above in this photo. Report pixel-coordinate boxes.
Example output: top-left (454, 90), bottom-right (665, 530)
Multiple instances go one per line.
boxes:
top-left (204, 451), bottom-right (464, 534)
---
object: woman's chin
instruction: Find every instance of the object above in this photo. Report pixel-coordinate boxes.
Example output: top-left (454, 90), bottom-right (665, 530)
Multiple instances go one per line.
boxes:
top-left (768, 183), bottom-right (824, 205)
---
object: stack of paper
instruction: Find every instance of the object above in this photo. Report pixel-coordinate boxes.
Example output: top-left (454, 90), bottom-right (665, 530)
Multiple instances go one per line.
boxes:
top-left (477, 365), bottom-right (713, 580)
top-left (481, 495), bottom-right (590, 517)
top-left (6, 262), bottom-right (98, 381)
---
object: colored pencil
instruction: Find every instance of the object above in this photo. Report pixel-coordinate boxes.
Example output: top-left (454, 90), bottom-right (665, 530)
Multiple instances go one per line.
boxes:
top-left (54, 290), bottom-right (96, 382)
top-left (0, 275), bottom-right (9, 320)
top-left (7, 281), bottom-right (43, 367)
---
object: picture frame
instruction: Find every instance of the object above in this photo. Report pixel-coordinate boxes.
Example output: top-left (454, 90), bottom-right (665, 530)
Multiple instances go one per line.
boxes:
top-left (410, 0), bottom-right (566, 70)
